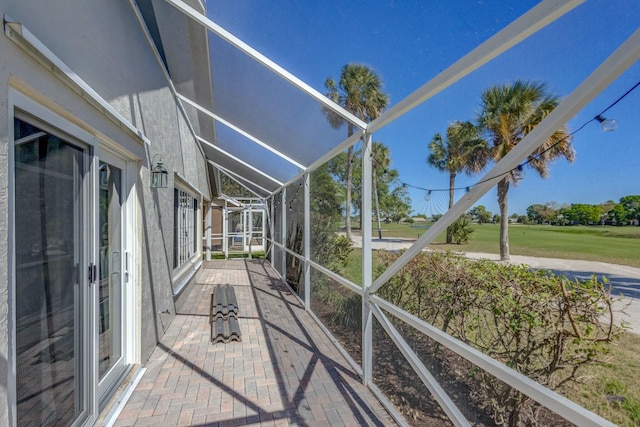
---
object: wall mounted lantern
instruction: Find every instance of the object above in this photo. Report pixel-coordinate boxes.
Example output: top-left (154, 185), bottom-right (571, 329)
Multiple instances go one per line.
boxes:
top-left (150, 154), bottom-right (168, 188)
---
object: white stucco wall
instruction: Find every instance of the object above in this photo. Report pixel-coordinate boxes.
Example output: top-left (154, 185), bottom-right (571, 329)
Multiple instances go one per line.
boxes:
top-left (0, 0), bottom-right (211, 423)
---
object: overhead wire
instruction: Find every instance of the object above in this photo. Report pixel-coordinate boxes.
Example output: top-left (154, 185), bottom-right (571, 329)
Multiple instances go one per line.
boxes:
top-left (395, 79), bottom-right (640, 194)
top-left (284, 79), bottom-right (639, 208)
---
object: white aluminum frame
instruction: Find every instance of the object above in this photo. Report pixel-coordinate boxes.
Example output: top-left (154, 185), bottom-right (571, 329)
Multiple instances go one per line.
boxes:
top-left (27, 0), bottom-right (632, 425)
top-left (178, 94), bottom-right (306, 171)
top-left (370, 303), bottom-right (470, 427)
top-left (370, 26), bottom-right (640, 294)
top-left (162, 0), bottom-right (368, 131)
top-left (199, 137), bottom-right (283, 186)
top-left (367, 0), bottom-right (585, 133)
top-left (252, 6), bottom-right (639, 427)
top-left (371, 296), bottom-right (616, 426)
top-left (209, 161), bottom-right (271, 196)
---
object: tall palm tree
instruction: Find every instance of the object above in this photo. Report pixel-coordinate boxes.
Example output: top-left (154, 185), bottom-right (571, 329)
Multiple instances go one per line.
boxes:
top-left (325, 64), bottom-right (389, 240)
top-left (477, 80), bottom-right (575, 260)
top-left (427, 121), bottom-right (487, 243)
top-left (372, 142), bottom-right (391, 240)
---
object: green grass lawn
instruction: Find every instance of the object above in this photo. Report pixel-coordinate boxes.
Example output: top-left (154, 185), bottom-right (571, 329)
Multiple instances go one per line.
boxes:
top-left (359, 222), bottom-right (640, 267)
top-left (564, 331), bottom-right (640, 427)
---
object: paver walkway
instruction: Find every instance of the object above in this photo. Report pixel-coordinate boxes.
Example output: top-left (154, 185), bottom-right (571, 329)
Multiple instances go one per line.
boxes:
top-left (114, 259), bottom-right (397, 426)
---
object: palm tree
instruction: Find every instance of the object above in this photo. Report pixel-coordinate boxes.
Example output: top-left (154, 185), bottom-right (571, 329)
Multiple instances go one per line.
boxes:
top-left (372, 142), bottom-right (391, 239)
top-left (477, 80), bottom-right (575, 260)
top-left (325, 64), bottom-right (389, 240)
top-left (427, 121), bottom-right (487, 243)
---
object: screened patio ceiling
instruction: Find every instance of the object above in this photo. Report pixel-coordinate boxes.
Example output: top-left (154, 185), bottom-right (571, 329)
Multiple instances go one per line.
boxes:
top-left (152, 0), bottom-right (640, 200)
top-left (165, 0), bottom-right (366, 197)
top-left (131, 2), bottom-right (640, 425)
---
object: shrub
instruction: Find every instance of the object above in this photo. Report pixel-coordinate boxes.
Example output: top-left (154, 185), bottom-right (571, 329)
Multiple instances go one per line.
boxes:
top-left (449, 216), bottom-right (474, 244)
top-left (376, 251), bottom-right (621, 426)
top-left (310, 214), bottom-right (352, 275)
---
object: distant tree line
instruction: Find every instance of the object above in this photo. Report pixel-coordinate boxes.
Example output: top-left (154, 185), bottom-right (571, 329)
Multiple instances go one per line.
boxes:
top-left (450, 195), bottom-right (639, 226)
top-left (523, 195), bottom-right (640, 225)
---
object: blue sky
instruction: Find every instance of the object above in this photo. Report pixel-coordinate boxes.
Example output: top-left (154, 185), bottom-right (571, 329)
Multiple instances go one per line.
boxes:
top-left (206, 0), bottom-right (640, 215)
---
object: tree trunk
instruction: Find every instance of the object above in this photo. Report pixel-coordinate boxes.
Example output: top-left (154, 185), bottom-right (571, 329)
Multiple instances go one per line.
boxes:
top-left (345, 124), bottom-right (354, 240)
top-left (498, 178), bottom-right (510, 261)
top-left (446, 172), bottom-right (456, 244)
top-left (373, 169), bottom-right (382, 240)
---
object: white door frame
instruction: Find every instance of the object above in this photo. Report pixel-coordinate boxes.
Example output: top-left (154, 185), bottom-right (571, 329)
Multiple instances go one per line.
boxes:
top-left (9, 89), bottom-right (97, 426)
top-left (8, 89), bottom-right (139, 426)
top-left (95, 148), bottom-right (136, 409)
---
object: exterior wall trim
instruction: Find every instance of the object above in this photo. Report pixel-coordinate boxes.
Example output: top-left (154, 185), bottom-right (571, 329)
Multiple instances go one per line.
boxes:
top-left (3, 17), bottom-right (151, 146)
top-left (175, 171), bottom-right (203, 197)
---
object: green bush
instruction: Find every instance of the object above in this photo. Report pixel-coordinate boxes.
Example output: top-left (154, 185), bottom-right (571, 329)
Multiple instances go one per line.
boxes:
top-left (310, 214), bottom-right (352, 274)
top-left (449, 216), bottom-right (474, 244)
top-left (375, 251), bottom-right (621, 426)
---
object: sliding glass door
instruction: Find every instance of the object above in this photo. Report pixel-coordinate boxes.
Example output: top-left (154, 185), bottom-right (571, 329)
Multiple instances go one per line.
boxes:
top-left (13, 113), bottom-right (132, 425)
top-left (14, 117), bottom-right (90, 426)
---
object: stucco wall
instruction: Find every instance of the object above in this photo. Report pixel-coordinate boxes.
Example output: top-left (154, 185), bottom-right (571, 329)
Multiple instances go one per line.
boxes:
top-left (0, 0), bottom-right (211, 423)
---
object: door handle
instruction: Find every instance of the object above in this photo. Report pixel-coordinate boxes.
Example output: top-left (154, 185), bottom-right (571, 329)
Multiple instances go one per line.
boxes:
top-left (124, 251), bottom-right (130, 282)
top-left (88, 263), bottom-right (97, 283)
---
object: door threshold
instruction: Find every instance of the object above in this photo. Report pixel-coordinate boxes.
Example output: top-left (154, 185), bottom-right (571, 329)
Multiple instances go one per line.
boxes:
top-left (97, 365), bottom-right (146, 427)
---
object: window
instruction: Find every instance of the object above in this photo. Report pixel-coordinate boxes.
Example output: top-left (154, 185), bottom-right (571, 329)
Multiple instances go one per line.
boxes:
top-left (173, 188), bottom-right (199, 268)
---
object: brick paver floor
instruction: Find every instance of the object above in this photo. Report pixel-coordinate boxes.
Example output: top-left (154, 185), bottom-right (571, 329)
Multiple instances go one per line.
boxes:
top-left (114, 259), bottom-right (397, 426)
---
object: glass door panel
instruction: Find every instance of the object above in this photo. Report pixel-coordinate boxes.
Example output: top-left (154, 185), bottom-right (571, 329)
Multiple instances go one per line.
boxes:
top-left (250, 210), bottom-right (264, 248)
top-left (98, 163), bottom-right (121, 380)
top-left (14, 118), bottom-right (88, 426)
top-left (227, 209), bottom-right (243, 254)
top-left (97, 156), bottom-right (127, 408)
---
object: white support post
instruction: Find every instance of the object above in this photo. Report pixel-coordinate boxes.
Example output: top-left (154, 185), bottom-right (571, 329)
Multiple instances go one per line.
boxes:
top-left (281, 187), bottom-right (287, 278)
top-left (303, 173), bottom-right (311, 310)
top-left (248, 208), bottom-right (253, 260)
top-left (205, 202), bottom-right (212, 261)
top-left (223, 204), bottom-right (229, 259)
top-left (361, 133), bottom-right (373, 385)
top-left (269, 195), bottom-right (275, 265)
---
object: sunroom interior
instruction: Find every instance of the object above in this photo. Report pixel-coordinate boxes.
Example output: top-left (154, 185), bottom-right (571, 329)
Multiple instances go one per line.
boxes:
top-left (134, 0), bottom-right (640, 425)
